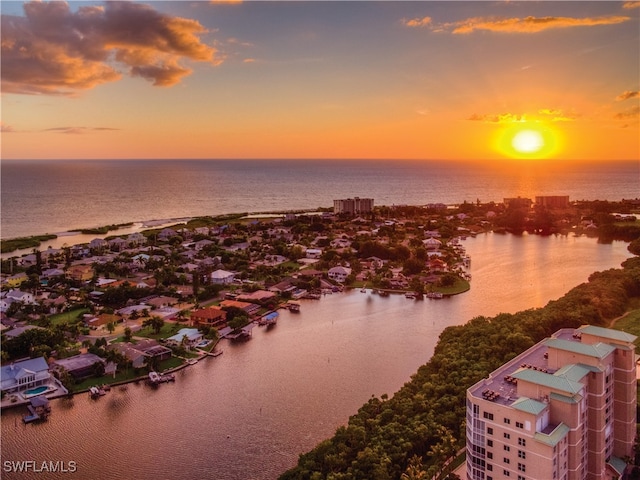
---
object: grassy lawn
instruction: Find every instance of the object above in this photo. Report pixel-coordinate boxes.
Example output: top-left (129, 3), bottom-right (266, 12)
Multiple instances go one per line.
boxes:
top-left (432, 278), bottom-right (471, 295)
top-left (49, 308), bottom-right (89, 326)
top-left (71, 356), bottom-right (186, 392)
top-left (136, 322), bottom-right (187, 340)
top-left (611, 308), bottom-right (640, 348)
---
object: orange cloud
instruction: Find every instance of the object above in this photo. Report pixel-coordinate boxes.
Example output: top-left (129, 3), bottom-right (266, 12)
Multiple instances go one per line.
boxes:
top-left (402, 16), bottom-right (432, 28)
top-left (468, 109), bottom-right (578, 124)
top-left (1, 123), bottom-right (16, 133)
top-left (44, 127), bottom-right (120, 134)
top-left (623, 1), bottom-right (640, 9)
top-left (614, 106), bottom-right (640, 120)
top-left (450, 15), bottom-right (630, 34)
top-left (616, 90), bottom-right (639, 101)
top-left (467, 113), bottom-right (527, 124)
top-left (1, 1), bottom-right (218, 95)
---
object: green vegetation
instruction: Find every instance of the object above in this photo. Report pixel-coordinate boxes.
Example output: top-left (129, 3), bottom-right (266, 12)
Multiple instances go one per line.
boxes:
top-left (1, 234), bottom-right (58, 253)
top-left (79, 223), bottom-right (133, 234)
top-left (49, 308), bottom-right (89, 326)
top-left (280, 255), bottom-right (640, 480)
top-left (611, 307), bottom-right (640, 349)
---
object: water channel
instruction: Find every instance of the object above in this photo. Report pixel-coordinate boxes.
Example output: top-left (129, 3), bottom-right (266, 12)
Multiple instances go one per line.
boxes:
top-left (1, 233), bottom-right (633, 480)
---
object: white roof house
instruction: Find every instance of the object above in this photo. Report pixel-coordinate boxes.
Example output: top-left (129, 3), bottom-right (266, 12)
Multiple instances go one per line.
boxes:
top-left (1, 357), bottom-right (51, 394)
top-left (166, 328), bottom-right (203, 347)
top-left (210, 269), bottom-right (235, 284)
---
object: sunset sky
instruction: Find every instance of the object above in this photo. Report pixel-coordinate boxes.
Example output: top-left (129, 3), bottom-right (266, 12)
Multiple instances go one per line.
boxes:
top-left (1, 1), bottom-right (639, 161)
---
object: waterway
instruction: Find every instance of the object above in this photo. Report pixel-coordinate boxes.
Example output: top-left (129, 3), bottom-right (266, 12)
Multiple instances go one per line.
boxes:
top-left (0, 233), bottom-right (633, 480)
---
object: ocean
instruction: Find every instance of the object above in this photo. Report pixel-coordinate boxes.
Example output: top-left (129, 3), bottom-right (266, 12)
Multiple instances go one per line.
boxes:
top-left (1, 159), bottom-right (638, 240)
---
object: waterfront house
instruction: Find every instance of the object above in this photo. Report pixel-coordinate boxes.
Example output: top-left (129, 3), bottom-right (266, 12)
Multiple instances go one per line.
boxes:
top-left (108, 237), bottom-right (127, 251)
top-left (165, 328), bottom-right (203, 349)
top-left (110, 340), bottom-right (172, 369)
top-left (52, 353), bottom-right (105, 380)
top-left (89, 238), bottom-right (108, 251)
top-left (190, 306), bottom-right (227, 329)
top-left (237, 290), bottom-right (277, 303)
top-left (126, 232), bottom-right (147, 247)
top-left (0, 357), bottom-right (51, 395)
top-left (220, 299), bottom-right (260, 317)
top-left (328, 266), bottom-right (352, 283)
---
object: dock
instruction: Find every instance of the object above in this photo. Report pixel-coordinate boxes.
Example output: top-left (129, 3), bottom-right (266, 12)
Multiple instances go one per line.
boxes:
top-left (22, 397), bottom-right (51, 424)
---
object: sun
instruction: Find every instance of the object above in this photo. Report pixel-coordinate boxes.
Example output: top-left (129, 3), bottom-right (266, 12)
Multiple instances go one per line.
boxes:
top-left (512, 129), bottom-right (544, 154)
top-left (495, 124), bottom-right (560, 160)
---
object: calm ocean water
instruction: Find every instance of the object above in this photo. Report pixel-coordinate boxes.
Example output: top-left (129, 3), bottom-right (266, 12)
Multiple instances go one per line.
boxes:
top-left (1, 159), bottom-right (638, 239)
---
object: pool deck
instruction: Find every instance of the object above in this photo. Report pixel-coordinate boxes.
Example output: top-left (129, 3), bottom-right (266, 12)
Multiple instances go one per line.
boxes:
top-left (1, 379), bottom-right (68, 410)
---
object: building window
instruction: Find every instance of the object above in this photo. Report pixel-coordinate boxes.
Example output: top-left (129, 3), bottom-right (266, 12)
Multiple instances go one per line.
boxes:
top-left (518, 463), bottom-right (526, 472)
top-left (504, 418), bottom-right (511, 424)
top-left (487, 427), bottom-right (493, 435)
top-left (504, 470), bottom-right (510, 477)
top-left (484, 412), bottom-right (494, 420)
top-left (488, 440), bottom-right (493, 447)
top-left (515, 421), bottom-right (524, 429)
top-left (518, 438), bottom-right (526, 446)
top-left (504, 446), bottom-right (511, 452)
top-left (504, 433), bottom-right (511, 439)
top-left (488, 452), bottom-right (493, 460)
top-left (487, 464), bottom-right (493, 471)
top-left (504, 458), bottom-right (510, 464)
top-left (518, 476), bottom-right (526, 480)
top-left (518, 451), bottom-right (526, 459)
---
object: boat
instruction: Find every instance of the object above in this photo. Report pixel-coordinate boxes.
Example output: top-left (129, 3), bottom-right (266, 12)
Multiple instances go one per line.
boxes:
top-left (378, 290), bottom-right (389, 297)
top-left (405, 292), bottom-right (416, 299)
top-left (89, 386), bottom-right (106, 398)
top-left (187, 358), bottom-right (198, 365)
top-left (426, 292), bottom-right (444, 299)
top-left (148, 371), bottom-right (175, 384)
top-left (287, 301), bottom-right (301, 312)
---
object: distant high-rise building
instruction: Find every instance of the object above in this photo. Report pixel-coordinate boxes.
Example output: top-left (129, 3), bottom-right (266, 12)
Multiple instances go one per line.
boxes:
top-left (536, 196), bottom-right (570, 209)
top-left (466, 325), bottom-right (636, 480)
top-left (504, 197), bottom-right (533, 209)
top-left (333, 197), bottom-right (374, 215)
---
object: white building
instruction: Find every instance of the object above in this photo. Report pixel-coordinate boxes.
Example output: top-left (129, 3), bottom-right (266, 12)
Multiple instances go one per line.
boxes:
top-left (210, 269), bottom-right (236, 285)
top-left (327, 266), bottom-right (352, 283)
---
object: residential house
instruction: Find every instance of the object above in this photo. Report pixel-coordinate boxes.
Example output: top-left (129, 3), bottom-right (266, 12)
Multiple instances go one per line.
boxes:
top-left (66, 264), bottom-right (94, 282)
top-left (83, 313), bottom-right (122, 330)
top-left (126, 232), bottom-right (147, 247)
top-left (190, 307), bottom-right (227, 329)
top-left (305, 248), bottom-right (323, 259)
top-left (52, 353), bottom-right (106, 380)
top-left (89, 238), bottom-right (108, 250)
top-left (108, 237), bottom-right (127, 251)
top-left (237, 290), bottom-right (277, 303)
top-left (328, 266), bottom-right (352, 283)
top-left (0, 357), bottom-right (51, 394)
top-left (110, 340), bottom-right (171, 369)
top-left (165, 328), bottom-right (203, 349)
top-left (210, 269), bottom-right (235, 285)
top-left (4, 273), bottom-right (28, 288)
top-left (5, 290), bottom-right (36, 305)
top-left (3, 325), bottom-right (46, 339)
top-left (145, 296), bottom-right (179, 309)
top-left (220, 300), bottom-right (260, 317)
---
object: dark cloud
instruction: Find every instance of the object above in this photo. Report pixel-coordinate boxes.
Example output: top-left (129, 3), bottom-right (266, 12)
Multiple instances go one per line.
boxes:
top-left (1, 1), bottom-right (218, 95)
top-left (615, 90), bottom-right (639, 101)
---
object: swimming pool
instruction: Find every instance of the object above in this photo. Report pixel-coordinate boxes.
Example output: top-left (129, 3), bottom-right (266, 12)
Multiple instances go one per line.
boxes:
top-left (23, 385), bottom-right (52, 398)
